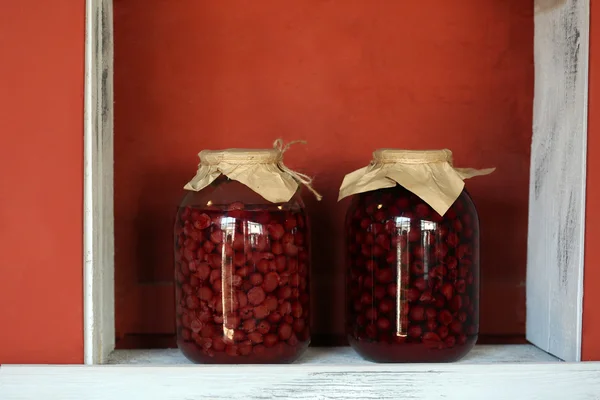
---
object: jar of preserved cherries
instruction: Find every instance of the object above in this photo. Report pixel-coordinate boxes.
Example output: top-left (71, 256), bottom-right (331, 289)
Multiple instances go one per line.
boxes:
top-left (339, 149), bottom-right (494, 362)
top-left (174, 141), bottom-right (321, 363)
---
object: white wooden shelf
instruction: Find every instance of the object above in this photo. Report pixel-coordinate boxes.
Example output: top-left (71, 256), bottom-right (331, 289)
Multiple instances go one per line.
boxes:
top-left (4, 345), bottom-right (600, 399)
top-left (107, 344), bottom-right (558, 365)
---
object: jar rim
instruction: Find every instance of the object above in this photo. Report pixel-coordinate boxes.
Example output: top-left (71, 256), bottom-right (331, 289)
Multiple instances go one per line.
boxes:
top-left (199, 148), bottom-right (281, 165)
top-left (372, 149), bottom-right (453, 164)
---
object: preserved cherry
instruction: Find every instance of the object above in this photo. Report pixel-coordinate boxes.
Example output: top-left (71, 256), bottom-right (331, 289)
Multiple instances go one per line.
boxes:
top-left (175, 176), bottom-right (311, 363)
top-left (345, 185), bottom-right (479, 362)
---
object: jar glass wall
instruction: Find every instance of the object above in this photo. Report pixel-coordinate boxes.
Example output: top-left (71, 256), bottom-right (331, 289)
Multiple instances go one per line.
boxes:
top-left (174, 176), bottom-right (310, 363)
top-left (346, 185), bottom-right (479, 362)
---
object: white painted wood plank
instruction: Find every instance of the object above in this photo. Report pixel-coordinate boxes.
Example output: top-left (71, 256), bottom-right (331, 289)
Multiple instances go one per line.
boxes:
top-left (107, 345), bottom-right (559, 365)
top-left (528, 0), bottom-right (589, 361)
top-left (84, 0), bottom-right (115, 365)
top-left (2, 362), bottom-right (599, 400)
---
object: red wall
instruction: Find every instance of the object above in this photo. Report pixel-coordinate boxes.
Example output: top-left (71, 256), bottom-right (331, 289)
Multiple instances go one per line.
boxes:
top-left (583, 0), bottom-right (600, 361)
top-left (0, 1), bottom-right (84, 363)
top-left (2, 0), bottom-right (598, 362)
top-left (114, 0), bottom-right (533, 344)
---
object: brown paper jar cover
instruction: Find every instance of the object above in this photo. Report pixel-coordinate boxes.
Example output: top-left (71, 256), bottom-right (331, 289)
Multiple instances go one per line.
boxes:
top-left (339, 149), bottom-right (494, 216)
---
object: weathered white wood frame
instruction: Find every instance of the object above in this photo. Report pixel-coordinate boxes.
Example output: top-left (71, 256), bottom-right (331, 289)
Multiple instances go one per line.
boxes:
top-left (5, 358), bottom-right (600, 400)
top-left (79, 0), bottom-right (589, 368)
top-left (527, 0), bottom-right (589, 362)
top-left (84, 0), bottom-right (115, 365)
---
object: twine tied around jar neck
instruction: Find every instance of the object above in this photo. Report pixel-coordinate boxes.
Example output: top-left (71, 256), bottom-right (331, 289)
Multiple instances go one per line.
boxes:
top-left (272, 139), bottom-right (322, 201)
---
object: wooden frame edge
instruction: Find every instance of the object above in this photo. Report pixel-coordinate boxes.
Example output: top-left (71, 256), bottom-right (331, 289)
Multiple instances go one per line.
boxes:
top-left (3, 363), bottom-right (600, 399)
top-left (527, 0), bottom-right (589, 361)
top-left (84, 0), bottom-right (115, 365)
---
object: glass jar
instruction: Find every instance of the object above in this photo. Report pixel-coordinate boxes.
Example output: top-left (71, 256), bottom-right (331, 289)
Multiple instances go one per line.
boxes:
top-left (174, 145), bottom-right (317, 363)
top-left (345, 186), bottom-right (479, 362)
top-left (340, 149), bottom-right (492, 362)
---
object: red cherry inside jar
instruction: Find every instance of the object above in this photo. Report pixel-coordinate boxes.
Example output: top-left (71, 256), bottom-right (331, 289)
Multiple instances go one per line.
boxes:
top-left (175, 176), bottom-right (310, 363)
top-left (346, 185), bottom-right (479, 362)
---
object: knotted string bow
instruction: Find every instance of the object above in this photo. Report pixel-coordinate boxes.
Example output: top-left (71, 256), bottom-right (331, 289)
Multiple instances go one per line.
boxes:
top-left (273, 139), bottom-right (322, 201)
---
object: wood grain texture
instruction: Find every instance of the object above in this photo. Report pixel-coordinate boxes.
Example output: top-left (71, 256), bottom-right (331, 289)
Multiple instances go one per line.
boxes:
top-left (84, 0), bottom-right (115, 365)
top-left (528, 0), bottom-right (589, 361)
top-left (582, 0), bottom-right (600, 361)
top-left (3, 359), bottom-right (600, 400)
top-left (106, 345), bottom-right (558, 365)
